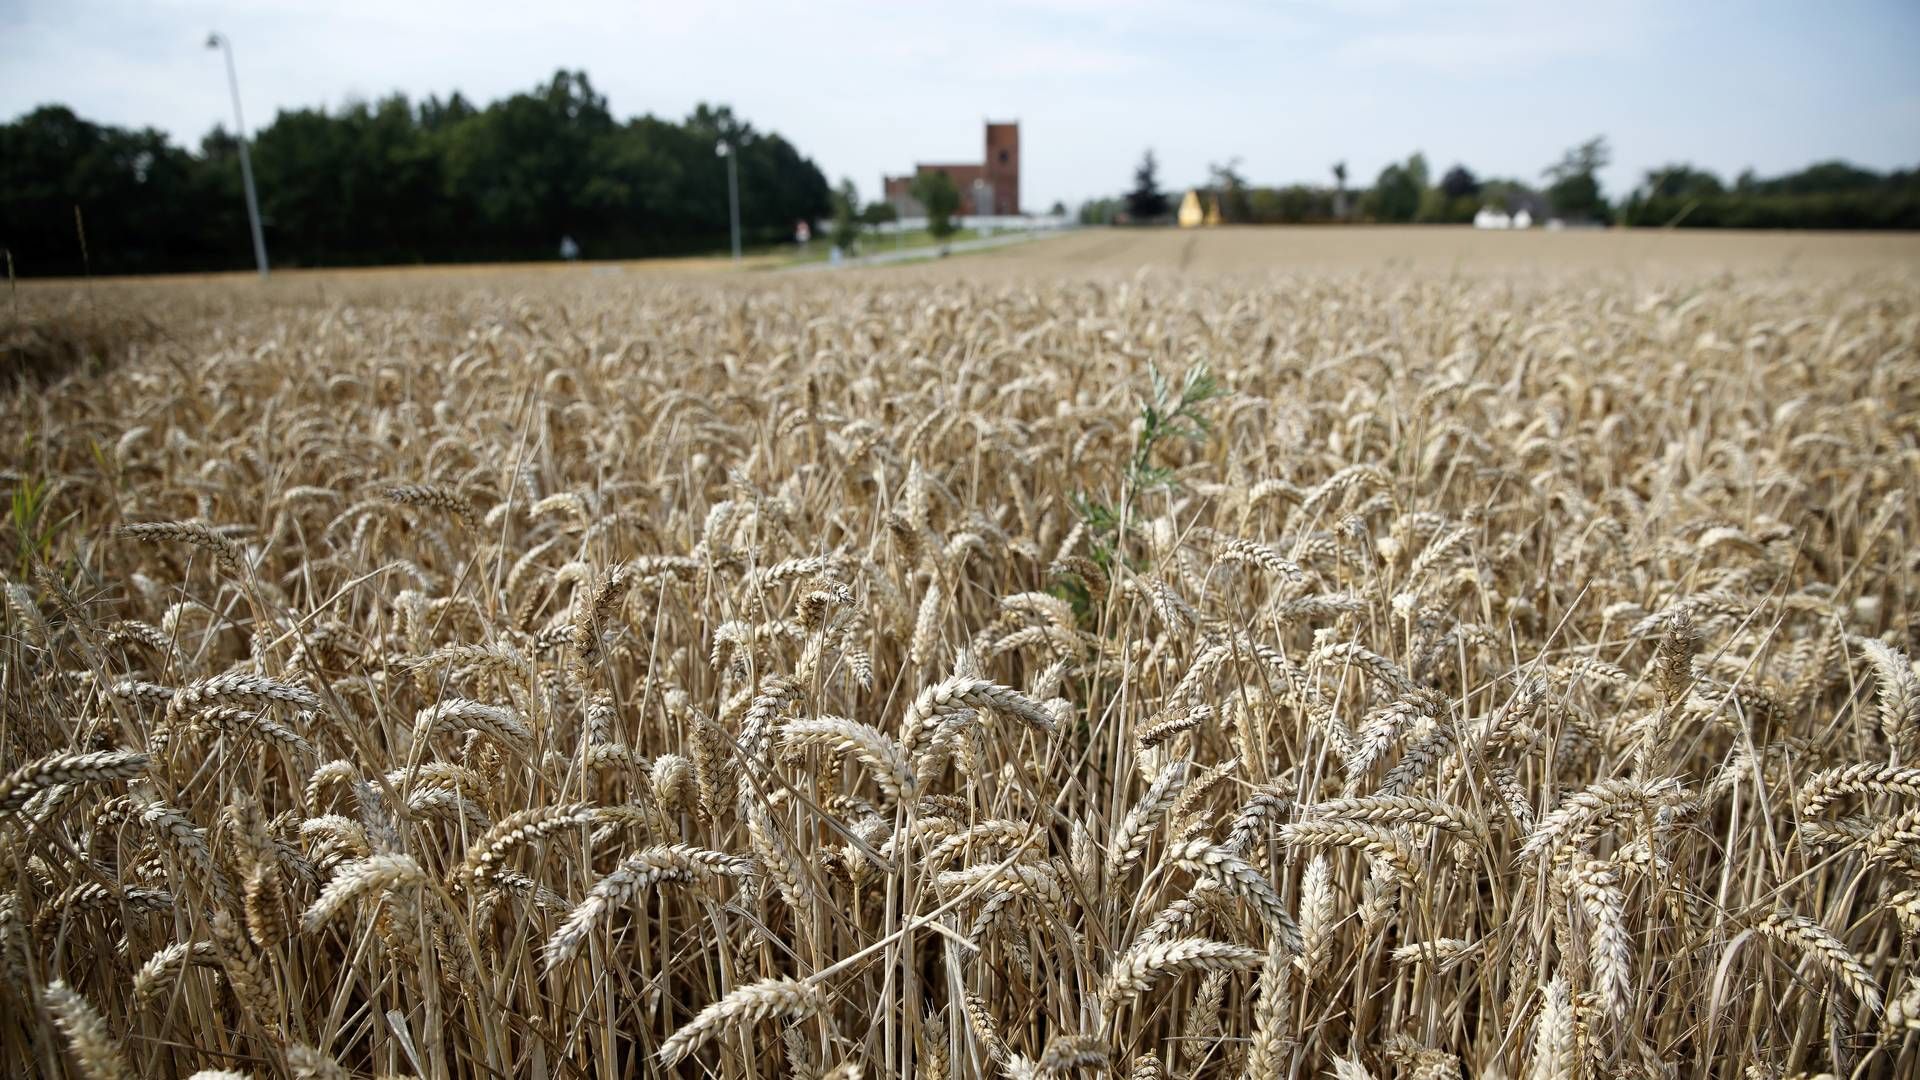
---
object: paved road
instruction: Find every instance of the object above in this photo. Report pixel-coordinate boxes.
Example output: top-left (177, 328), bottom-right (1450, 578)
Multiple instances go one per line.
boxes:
top-left (790, 229), bottom-right (1074, 271)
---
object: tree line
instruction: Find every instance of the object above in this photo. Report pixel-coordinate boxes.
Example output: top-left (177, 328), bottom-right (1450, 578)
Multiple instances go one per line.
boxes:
top-left (1096, 138), bottom-right (1920, 229)
top-left (0, 71), bottom-right (833, 276)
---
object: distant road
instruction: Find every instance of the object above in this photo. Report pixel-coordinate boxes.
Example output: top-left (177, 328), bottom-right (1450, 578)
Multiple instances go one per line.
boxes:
top-left (13, 250), bottom-right (791, 288)
top-left (13, 234), bottom-right (1071, 288)
top-left (790, 229), bottom-right (1073, 272)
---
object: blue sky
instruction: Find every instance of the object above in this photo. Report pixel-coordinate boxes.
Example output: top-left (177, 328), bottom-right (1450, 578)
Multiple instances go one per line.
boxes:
top-left (3, 0), bottom-right (1916, 211)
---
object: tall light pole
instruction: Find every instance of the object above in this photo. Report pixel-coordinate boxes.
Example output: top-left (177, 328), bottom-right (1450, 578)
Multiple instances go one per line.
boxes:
top-left (715, 139), bottom-right (741, 262)
top-left (206, 33), bottom-right (269, 279)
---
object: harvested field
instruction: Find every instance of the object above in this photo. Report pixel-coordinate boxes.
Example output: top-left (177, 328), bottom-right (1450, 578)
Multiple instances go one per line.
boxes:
top-left (947, 225), bottom-right (1920, 276)
top-left (3, 228), bottom-right (1919, 1078)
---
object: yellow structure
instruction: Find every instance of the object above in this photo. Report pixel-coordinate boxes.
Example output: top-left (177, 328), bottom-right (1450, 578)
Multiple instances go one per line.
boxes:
top-left (1179, 189), bottom-right (1224, 228)
top-left (1178, 189), bottom-right (1204, 228)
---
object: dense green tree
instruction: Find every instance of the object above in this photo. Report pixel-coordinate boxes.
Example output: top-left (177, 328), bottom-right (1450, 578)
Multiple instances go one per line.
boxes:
top-left (1420, 164), bottom-right (1480, 222)
top-left (1642, 164), bottom-right (1724, 199)
top-left (1544, 135), bottom-right (1612, 221)
top-left (1126, 151), bottom-right (1169, 221)
top-left (1623, 158), bottom-right (1920, 228)
top-left (1477, 178), bottom-right (1539, 212)
top-left (1208, 159), bottom-right (1250, 223)
top-left (437, 72), bottom-right (616, 256)
top-left (1546, 173), bottom-right (1604, 221)
top-left (681, 103), bottom-right (828, 240)
top-left (1364, 159), bottom-right (1422, 223)
top-left (1754, 160), bottom-right (1883, 195)
top-left (417, 92), bottom-right (476, 132)
top-left (0, 70), bottom-right (832, 274)
top-left (252, 95), bottom-right (448, 263)
top-left (0, 106), bottom-right (233, 274)
top-left (1405, 153), bottom-right (1430, 195)
top-left (1246, 185), bottom-right (1336, 223)
top-left (1440, 165), bottom-right (1480, 200)
top-left (859, 199), bottom-right (896, 245)
top-left (830, 179), bottom-right (860, 253)
top-left (913, 170), bottom-right (961, 240)
top-left (1072, 151), bottom-right (1917, 234)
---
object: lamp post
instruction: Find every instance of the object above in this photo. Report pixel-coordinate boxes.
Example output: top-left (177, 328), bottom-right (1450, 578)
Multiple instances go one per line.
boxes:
top-left (206, 32), bottom-right (269, 279)
top-left (715, 139), bottom-right (741, 262)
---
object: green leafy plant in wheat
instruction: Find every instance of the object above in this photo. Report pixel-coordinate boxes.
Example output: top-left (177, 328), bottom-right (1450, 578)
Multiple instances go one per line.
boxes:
top-left (1061, 362), bottom-right (1222, 616)
top-left (11, 474), bottom-right (73, 578)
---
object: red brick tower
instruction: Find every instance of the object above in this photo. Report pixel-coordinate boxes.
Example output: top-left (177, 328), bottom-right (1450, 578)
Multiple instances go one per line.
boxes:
top-left (984, 122), bottom-right (1020, 216)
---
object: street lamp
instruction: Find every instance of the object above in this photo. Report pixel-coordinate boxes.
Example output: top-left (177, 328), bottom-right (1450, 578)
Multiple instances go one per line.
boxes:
top-left (715, 139), bottom-right (741, 262)
top-left (206, 32), bottom-right (269, 279)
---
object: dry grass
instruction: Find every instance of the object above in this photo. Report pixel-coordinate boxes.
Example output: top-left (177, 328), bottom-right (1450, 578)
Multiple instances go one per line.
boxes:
top-left (2, 240), bottom-right (1918, 1078)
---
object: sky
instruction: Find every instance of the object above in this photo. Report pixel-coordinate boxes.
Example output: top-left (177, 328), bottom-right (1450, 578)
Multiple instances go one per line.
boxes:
top-left (3, 0), bottom-right (1918, 212)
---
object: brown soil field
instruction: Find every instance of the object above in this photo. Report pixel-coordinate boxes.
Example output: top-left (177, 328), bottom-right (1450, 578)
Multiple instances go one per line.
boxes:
top-left (16, 225), bottom-right (1918, 299)
top-left (947, 225), bottom-right (1920, 278)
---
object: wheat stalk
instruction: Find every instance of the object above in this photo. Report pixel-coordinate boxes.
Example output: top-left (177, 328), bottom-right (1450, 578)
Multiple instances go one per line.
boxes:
top-left (0, 749), bottom-right (147, 814)
top-left (658, 976), bottom-right (826, 1066)
top-left (544, 845), bottom-right (752, 970)
top-left (1098, 937), bottom-right (1262, 1013)
top-left (42, 980), bottom-right (132, 1080)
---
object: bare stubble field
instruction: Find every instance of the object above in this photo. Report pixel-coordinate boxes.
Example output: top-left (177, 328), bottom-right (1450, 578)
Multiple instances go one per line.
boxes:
top-left (957, 226), bottom-right (1920, 277)
top-left (3, 230), bottom-right (1919, 1080)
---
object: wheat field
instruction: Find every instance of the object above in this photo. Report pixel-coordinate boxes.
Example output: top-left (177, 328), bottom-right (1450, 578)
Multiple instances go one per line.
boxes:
top-left (3, 232), bottom-right (1919, 1079)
